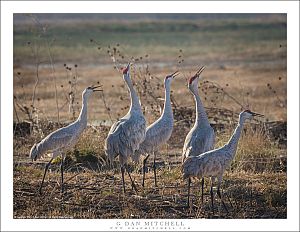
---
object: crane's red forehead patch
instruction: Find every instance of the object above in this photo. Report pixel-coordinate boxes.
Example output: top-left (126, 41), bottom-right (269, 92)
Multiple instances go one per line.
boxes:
top-left (122, 66), bottom-right (129, 74)
top-left (243, 109), bottom-right (251, 113)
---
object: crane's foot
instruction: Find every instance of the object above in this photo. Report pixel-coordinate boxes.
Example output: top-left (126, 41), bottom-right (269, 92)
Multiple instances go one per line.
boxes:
top-left (217, 188), bottom-right (229, 213)
top-left (131, 182), bottom-right (138, 194)
top-left (142, 155), bottom-right (150, 188)
top-left (61, 185), bottom-right (65, 195)
top-left (125, 164), bottom-right (138, 194)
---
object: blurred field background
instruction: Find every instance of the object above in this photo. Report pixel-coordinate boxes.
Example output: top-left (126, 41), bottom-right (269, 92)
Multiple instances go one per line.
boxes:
top-left (13, 13), bottom-right (287, 219)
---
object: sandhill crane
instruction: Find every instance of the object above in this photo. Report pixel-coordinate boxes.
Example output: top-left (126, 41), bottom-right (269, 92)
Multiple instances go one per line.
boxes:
top-left (29, 85), bottom-right (102, 194)
top-left (105, 63), bottom-right (146, 193)
top-left (182, 66), bottom-right (215, 207)
top-left (133, 71), bottom-right (179, 187)
top-left (182, 110), bottom-right (264, 213)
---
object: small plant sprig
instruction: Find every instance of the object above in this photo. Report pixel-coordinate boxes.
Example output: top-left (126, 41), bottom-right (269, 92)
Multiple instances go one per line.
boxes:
top-left (63, 63), bottom-right (79, 120)
top-left (200, 80), bottom-right (244, 109)
top-left (14, 71), bottom-right (39, 125)
top-left (96, 80), bottom-right (113, 122)
top-left (266, 77), bottom-right (286, 108)
top-left (27, 13), bottom-right (60, 123)
top-left (91, 38), bottom-right (176, 120)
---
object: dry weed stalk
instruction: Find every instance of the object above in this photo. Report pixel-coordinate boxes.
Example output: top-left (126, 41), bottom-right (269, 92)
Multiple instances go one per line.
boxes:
top-left (27, 14), bottom-right (60, 122)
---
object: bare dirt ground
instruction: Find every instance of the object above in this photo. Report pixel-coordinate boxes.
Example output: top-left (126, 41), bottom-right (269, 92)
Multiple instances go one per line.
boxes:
top-left (13, 118), bottom-right (287, 219)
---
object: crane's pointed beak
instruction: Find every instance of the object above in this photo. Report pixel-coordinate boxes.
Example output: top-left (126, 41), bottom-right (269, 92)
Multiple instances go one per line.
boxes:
top-left (91, 85), bottom-right (103, 92)
top-left (196, 66), bottom-right (205, 76)
top-left (171, 70), bottom-right (180, 78)
top-left (251, 112), bottom-right (264, 117)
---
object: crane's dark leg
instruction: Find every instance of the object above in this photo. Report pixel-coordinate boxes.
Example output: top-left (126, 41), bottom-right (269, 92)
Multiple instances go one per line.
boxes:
top-left (153, 152), bottom-right (157, 187)
top-left (201, 177), bottom-right (204, 204)
top-left (142, 154), bottom-right (150, 187)
top-left (210, 177), bottom-right (215, 214)
top-left (121, 166), bottom-right (126, 193)
top-left (60, 156), bottom-right (65, 194)
top-left (125, 164), bottom-right (138, 193)
top-left (187, 177), bottom-right (191, 208)
top-left (217, 176), bottom-right (228, 213)
top-left (39, 158), bottom-right (54, 194)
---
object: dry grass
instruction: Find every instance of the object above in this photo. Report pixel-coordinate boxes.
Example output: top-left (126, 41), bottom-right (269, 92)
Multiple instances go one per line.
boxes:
top-left (13, 161), bottom-right (286, 219)
top-left (13, 122), bottom-right (286, 219)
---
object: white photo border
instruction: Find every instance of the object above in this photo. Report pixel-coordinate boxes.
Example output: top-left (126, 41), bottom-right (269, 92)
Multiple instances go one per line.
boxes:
top-left (1, 1), bottom-right (299, 231)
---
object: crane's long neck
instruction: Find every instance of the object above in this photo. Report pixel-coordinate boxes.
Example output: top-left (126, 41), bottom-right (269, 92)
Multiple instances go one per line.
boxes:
top-left (125, 75), bottom-right (142, 112)
top-left (191, 87), bottom-right (210, 125)
top-left (161, 82), bottom-right (173, 119)
top-left (226, 116), bottom-right (246, 160)
top-left (77, 94), bottom-right (88, 127)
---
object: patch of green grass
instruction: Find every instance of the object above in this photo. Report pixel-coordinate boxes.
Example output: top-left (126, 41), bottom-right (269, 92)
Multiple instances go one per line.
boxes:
top-left (73, 149), bottom-right (99, 163)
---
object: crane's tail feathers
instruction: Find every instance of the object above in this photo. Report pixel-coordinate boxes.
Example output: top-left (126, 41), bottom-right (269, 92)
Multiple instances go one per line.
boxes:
top-left (105, 150), bottom-right (117, 167)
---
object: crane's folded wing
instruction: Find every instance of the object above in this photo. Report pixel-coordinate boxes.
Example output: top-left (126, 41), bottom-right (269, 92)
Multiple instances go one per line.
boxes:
top-left (105, 116), bottom-right (146, 157)
top-left (41, 129), bottom-right (74, 151)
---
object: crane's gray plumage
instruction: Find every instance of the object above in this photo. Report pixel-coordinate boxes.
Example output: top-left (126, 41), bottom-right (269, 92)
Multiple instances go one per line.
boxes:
top-left (182, 110), bottom-right (264, 212)
top-left (182, 66), bottom-right (215, 163)
top-left (29, 85), bottom-right (102, 194)
top-left (104, 64), bottom-right (146, 193)
top-left (181, 66), bottom-right (215, 207)
top-left (133, 71), bottom-right (179, 187)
